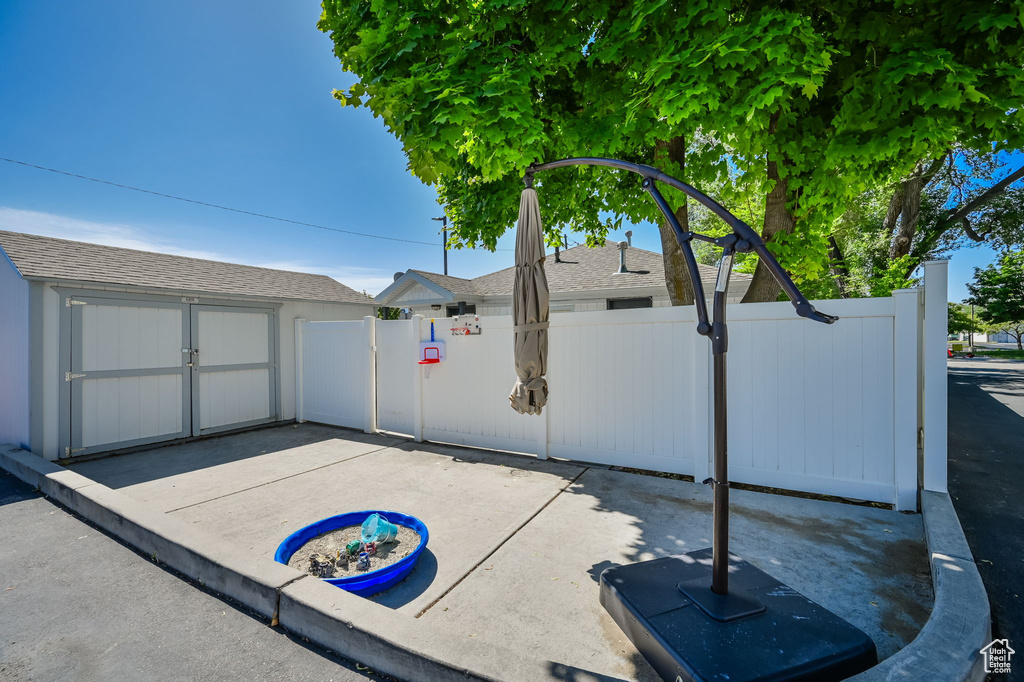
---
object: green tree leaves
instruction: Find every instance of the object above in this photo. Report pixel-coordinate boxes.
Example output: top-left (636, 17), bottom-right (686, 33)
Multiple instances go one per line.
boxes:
top-left (967, 251), bottom-right (1024, 330)
top-left (319, 0), bottom-right (1024, 300)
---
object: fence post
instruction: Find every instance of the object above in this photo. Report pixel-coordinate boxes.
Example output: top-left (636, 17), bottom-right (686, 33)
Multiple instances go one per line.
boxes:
top-left (365, 316), bottom-right (377, 434)
top-left (411, 315), bottom-right (423, 442)
top-left (922, 260), bottom-right (948, 493)
top-left (892, 289), bottom-right (920, 511)
top-left (537, 406), bottom-right (549, 460)
top-left (294, 318), bottom-right (306, 424)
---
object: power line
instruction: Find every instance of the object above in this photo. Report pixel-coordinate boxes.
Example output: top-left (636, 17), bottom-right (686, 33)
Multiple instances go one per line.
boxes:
top-left (1, 156), bottom-right (514, 250)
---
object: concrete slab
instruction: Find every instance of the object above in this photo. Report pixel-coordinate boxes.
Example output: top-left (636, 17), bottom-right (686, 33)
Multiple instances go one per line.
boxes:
top-left (420, 468), bottom-right (932, 681)
top-left (170, 439), bottom-right (585, 614)
top-left (71, 424), bottom-right (401, 512)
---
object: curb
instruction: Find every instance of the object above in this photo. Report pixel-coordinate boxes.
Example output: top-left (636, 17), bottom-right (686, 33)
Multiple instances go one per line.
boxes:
top-left (0, 444), bottom-right (541, 681)
top-left (850, 491), bottom-right (990, 682)
top-left (2, 445), bottom-right (991, 681)
top-left (1, 444), bottom-right (300, 620)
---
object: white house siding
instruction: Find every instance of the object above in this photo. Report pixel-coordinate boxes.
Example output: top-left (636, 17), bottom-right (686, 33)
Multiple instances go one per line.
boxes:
top-left (0, 258), bottom-right (30, 448)
top-left (399, 282), bottom-right (444, 302)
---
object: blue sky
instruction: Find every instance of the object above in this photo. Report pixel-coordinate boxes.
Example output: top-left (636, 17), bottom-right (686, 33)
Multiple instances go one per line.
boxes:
top-left (0, 0), bottom-right (1005, 299)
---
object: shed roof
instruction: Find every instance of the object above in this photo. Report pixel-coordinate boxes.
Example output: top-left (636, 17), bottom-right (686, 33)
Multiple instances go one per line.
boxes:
top-left (0, 230), bottom-right (371, 305)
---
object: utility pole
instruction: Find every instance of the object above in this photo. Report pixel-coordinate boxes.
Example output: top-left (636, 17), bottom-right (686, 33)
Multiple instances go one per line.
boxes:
top-left (431, 215), bottom-right (448, 275)
top-left (970, 301), bottom-right (976, 354)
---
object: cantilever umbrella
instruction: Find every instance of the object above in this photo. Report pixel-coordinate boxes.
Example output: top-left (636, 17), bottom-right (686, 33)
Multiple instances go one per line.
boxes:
top-left (509, 187), bottom-right (550, 415)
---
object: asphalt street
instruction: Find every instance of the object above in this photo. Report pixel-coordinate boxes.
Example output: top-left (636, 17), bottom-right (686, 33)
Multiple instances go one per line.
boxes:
top-left (0, 471), bottom-right (380, 682)
top-left (948, 358), bottom-right (1023, 678)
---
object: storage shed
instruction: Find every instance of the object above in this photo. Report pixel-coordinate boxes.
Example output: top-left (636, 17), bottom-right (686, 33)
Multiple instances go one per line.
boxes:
top-left (0, 230), bottom-right (374, 460)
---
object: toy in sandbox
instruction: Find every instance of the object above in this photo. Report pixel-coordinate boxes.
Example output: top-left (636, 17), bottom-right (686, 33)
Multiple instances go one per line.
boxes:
top-left (275, 510), bottom-right (430, 598)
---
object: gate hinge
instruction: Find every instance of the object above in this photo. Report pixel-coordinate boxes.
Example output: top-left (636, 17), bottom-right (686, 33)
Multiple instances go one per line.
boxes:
top-left (64, 447), bottom-right (87, 456)
top-left (65, 298), bottom-right (87, 307)
top-left (65, 372), bottom-right (86, 381)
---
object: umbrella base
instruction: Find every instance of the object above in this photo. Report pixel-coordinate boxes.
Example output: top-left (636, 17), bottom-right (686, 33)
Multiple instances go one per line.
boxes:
top-left (599, 548), bottom-right (877, 681)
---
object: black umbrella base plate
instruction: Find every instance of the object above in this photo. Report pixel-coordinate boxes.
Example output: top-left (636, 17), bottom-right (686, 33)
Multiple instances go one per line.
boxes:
top-left (599, 548), bottom-right (877, 681)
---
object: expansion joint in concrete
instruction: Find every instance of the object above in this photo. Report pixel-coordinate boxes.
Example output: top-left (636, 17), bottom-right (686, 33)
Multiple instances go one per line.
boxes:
top-left (163, 444), bottom-right (398, 513)
top-left (414, 466), bottom-right (590, 618)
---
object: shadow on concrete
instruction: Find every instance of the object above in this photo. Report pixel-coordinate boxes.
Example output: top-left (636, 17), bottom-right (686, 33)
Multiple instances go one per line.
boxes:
top-left (547, 657), bottom-right (649, 682)
top-left (567, 468), bottom-right (931, 663)
top-left (67, 424), bottom-right (387, 490)
top-left (0, 470), bottom-right (38, 508)
top-left (370, 548), bottom-right (438, 609)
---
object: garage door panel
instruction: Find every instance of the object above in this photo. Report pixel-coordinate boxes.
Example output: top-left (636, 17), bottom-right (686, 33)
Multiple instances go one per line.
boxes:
top-left (79, 305), bottom-right (183, 371)
top-left (68, 297), bottom-right (276, 455)
top-left (192, 305), bottom-right (276, 435)
top-left (198, 369), bottom-right (271, 430)
top-left (198, 310), bottom-right (269, 366)
top-left (79, 375), bottom-right (184, 449)
top-left (70, 297), bottom-right (191, 455)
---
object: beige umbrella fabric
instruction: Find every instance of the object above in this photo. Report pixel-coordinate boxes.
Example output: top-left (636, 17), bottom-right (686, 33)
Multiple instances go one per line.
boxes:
top-left (509, 187), bottom-right (550, 415)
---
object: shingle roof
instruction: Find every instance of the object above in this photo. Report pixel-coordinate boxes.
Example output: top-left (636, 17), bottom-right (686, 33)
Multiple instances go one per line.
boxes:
top-left (471, 241), bottom-right (751, 296)
top-left (0, 230), bottom-right (371, 305)
top-left (408, 270), bottom-right (479, 297)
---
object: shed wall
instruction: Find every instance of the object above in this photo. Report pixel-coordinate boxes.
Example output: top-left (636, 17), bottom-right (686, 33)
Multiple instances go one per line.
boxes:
top-left (31, 281), bottom-right (371, 459)
top-left (0, 256), bottom-right (30, 448)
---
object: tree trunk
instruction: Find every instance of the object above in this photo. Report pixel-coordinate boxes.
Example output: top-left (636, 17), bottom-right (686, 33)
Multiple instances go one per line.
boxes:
top-left (881, 184), bottom-right (905, 241)
top-left (655, 136), bottom-right (695, 305)
top-left (889, 164), bottom-right (926, 260)
top-left (742, 113), bottom-right (793, 303)
top-left (827, 235), bottom-right (851, 298)
top-left (889, 153), bottom-right (950, 261)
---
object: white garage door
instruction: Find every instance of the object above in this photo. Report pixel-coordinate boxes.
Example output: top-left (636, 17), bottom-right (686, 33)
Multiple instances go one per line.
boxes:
top-left (66, 296), bottom-right (277, 456)
top-left (191, 306), bottom-right (276, 434)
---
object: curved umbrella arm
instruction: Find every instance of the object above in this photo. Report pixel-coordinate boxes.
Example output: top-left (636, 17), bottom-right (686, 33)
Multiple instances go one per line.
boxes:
top-left (524, 157), bottom-right (838, 326)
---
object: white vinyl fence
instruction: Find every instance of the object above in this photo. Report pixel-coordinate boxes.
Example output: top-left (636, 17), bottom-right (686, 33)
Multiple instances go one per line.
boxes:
top-left (296, 262), bottom-right (949, 511)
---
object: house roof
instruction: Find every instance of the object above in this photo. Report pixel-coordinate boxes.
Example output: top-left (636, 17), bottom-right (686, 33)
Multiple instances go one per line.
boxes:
top-left (378, 241), bottom-right (751, 304)
top-left (408, 270), bottom-right (479, 298)
top-left (0, 230), bottom-right (371, 305)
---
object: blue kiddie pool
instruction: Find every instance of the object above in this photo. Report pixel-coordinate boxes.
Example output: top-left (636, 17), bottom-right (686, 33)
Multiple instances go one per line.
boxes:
top-left (275, 510), bottom-right (429, 597)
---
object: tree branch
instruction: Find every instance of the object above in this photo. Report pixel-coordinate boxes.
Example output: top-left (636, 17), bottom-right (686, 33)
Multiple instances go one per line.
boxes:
top-left (961, 216), bottom-right (987, 242)
top-left (944, 163), bottom-right (1024, 228)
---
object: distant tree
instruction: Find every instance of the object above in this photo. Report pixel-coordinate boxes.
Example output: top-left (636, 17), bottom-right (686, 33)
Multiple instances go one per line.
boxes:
top-left (319, 0), bottom-right (1024, 303)
top-left (948, 302), bottom-right (978, 337)
top-left (967, 251), bottom-right (1024, 349)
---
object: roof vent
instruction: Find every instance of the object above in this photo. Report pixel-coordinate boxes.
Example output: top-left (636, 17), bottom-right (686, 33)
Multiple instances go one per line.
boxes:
top-left (625, 230), bottom-right (633, 247)
top-left (615, 241), bottom-right (629, 274)
top-left (394, 272), bottom-right (405, 282)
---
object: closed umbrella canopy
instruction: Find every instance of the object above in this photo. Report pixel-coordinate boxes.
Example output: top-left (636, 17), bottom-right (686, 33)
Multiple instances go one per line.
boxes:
top-left (509, 187), bottom-right (550, 415)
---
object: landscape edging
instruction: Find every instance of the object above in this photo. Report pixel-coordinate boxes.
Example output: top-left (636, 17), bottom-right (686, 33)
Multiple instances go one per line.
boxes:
top-left (849, 490), bottom-right (990, 682)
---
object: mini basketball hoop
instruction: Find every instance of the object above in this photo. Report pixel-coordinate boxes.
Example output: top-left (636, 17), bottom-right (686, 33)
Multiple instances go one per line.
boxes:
top-left (418, 341), bottom-right (445, 365)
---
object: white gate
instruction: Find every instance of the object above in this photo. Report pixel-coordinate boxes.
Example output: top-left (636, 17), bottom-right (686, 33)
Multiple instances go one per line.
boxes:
top-left (296, 318), bottom-right (375, 432)
top-left (375, 320), bottom-right (416, 435)
top-left (294, 262), bottom-right (951, 511)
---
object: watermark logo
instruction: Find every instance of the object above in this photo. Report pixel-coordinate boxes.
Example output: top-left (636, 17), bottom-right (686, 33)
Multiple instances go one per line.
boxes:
top-left (981, 638), bottom-right (1014, 675)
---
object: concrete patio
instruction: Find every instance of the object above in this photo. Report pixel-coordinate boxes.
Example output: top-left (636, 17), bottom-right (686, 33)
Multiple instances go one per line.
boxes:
top-left (65, 423), bottom-right (932, 680)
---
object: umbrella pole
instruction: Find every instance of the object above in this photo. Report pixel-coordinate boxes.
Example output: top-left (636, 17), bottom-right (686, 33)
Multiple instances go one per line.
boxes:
top-left (709, 250), bottom-right (732, 595)
top-left (711, 332), bottom-right (729, 594)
